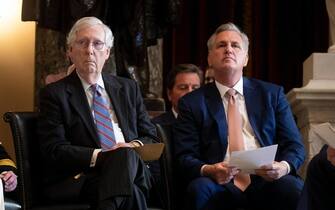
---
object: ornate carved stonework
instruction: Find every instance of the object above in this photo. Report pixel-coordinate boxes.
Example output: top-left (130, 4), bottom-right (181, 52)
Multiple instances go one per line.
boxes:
top-left (147, 39), bottom-right (163, 97)
top-left (287, 53), bottom-right (335, 177)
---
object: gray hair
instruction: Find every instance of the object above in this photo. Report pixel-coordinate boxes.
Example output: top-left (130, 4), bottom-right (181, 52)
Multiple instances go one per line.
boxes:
top-left (207, 22), bottom-right (249, 52)
top-left (66, 16), bottom-right (114, 49)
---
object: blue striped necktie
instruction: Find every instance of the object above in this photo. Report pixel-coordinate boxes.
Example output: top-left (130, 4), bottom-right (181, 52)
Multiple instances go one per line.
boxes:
top-left (91, 84), bottom-right (116, 151)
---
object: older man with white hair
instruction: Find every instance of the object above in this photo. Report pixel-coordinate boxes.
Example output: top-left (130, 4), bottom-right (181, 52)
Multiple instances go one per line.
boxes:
top-left (38, 16), bottom-right (157, 210)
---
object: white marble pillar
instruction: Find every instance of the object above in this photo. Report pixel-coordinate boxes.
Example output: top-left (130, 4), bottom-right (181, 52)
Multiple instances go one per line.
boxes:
top-left (326, 0), bottom-right (335, 52)
top-left (287, 53), bottom-right (335, 177)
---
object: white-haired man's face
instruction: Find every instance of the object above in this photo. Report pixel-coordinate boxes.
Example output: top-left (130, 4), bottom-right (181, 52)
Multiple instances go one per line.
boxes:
top-left (68, 24), bottom-right (110, 79)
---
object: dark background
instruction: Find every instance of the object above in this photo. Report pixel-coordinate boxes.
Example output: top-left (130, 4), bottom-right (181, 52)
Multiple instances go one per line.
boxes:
top-left (23, 0), bottom-right (329, 97)
top-left (163, 0), bottom-right (329, 94)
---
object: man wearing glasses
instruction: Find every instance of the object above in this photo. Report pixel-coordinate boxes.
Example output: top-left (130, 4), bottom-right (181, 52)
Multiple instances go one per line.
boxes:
top-left (38, 16), bottom-right (157, 210)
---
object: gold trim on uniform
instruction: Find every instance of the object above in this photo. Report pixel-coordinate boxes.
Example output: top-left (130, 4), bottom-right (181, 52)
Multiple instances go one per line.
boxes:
top-left (0, 159), bottom-right (17, 168)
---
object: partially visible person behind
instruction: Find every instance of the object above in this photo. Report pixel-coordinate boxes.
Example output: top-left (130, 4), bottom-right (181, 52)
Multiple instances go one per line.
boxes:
top-left (174, 22), bottom-right (305, 210)
top-left (150, 63), bottom-right (202, 208)
top-left (0, 142), bottom-right (17, 193)
top-left (297, 144), bottom-right (335, 210)
top-left (152, 63), bottom-right (202, 125)
top-left (204, 66), bottom-right (215, 84)
top-left (38, 16), bottom-right (157, 210)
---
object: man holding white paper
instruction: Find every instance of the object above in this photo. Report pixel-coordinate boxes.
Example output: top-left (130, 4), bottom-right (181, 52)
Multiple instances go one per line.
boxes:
top-left (174, 22), bottom-right (305, 210)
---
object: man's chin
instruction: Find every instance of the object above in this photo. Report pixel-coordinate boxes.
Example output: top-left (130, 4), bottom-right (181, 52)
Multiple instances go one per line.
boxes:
top-left (222, 60), bottom-right (235, 66)
top-left (85, 64), bottom-right (98, 72)
top-left (219, 63), bottom-right (235, 71)
top-left (78, 67), bottom-right (98, 74)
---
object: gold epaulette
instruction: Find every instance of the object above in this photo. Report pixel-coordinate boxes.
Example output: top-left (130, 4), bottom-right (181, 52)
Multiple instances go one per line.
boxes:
top-left (0, 159), bottom-right (17, 168)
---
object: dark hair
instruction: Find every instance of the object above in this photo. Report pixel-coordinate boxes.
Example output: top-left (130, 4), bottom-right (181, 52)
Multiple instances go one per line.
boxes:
top-left (166, 64), bottom-right (203, 90)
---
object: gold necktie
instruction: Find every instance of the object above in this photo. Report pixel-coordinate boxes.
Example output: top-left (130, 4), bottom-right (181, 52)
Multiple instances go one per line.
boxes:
top-left (227, 89), bottom-right (251, 191)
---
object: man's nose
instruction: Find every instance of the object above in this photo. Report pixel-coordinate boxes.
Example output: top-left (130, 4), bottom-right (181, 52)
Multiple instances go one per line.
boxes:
top-left (225, 45), bottom-right (233, 53)
top-left (85, 43), bottom-right (95, 54)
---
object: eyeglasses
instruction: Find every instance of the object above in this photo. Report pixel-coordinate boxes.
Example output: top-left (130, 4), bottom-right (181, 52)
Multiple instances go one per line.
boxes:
top-left (74, 39), bottom-right (106, 51)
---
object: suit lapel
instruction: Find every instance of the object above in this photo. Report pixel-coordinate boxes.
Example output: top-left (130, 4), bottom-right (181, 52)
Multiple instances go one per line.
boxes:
top-left (66, 72), bottom-right (100, 145)
top-left (204, 83), bottom-right (228, 148)
top-left (243, 78), bottom-right (263, 146)
top-left (103, 74), bottom-right (129, 141)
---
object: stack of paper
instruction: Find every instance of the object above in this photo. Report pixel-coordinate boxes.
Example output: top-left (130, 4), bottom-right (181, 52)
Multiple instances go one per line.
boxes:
top-left (229, 144), bottom-right (278, 173)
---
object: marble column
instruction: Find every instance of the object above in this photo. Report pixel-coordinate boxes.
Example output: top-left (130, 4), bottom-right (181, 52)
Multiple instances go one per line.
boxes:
top-left (287, 53), bottom-right (335, 177)
top-left (326, 0), bottom-right (335, 52)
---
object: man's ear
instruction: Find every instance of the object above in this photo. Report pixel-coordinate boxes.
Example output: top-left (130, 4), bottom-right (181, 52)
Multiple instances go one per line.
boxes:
top-left (167, 89), bottom-right (172, 102)
top-left (67, 46), bottom-right (73, 60)
top-left (243, 54), bottom-right (249, 67)
top-left (207, 53), bottom-right (212, 68)
top-left (105, 48), bottom-right (110, 60)
top-left (67, 46), bottom-right (73, 53)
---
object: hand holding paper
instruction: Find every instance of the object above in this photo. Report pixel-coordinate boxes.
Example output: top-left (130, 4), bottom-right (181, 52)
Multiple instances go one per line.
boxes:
top-left (255, 160), bottom-right (290, 181)
top-left (228, 145), bottom-right (278, 173)
top-left (202, 162), bottom-right (239, 185)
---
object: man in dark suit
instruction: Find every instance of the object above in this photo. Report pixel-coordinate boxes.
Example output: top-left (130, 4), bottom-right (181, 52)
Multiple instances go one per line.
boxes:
top-left (297, 144), bottom-right (335, 210)
top-left (153, 63), bottom-right (202, 125)
top-left (150, 64), bottom-right (202, 208)
top-left (38, 16), bottom-right (157, 210)
top-left (174, 22), bottom-right (305, 210)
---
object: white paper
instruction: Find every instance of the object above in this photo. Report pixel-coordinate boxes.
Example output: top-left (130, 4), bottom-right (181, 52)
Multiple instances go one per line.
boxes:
top-left (229, 144), bottom-right (278, 173)
top-left (312, 123), bottom-right (335, 148)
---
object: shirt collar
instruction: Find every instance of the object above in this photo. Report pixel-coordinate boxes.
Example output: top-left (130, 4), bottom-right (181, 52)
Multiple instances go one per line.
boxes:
top-left (171, 107), bottom-right (178, 119)
top-left (215, 77), bottom-right (244, 99)
top-left (76, 71), bottom-right (105, 92)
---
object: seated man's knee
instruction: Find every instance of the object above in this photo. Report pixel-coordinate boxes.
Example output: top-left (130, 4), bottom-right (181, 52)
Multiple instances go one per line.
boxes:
top-left (97, 147), bottom-right (139, 168)
top-left (273, 175), bottom-right (303, 193)
top-left (187, 177), bottom-right (218, 197)
top-left (269, 175), bottom-right (303, 206)
top-left (186, 177), bottom-right (233, 210)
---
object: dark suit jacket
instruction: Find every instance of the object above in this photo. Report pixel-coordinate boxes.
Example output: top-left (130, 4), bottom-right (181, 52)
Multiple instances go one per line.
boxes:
top-left (38, 71), bottom-right (157, 184)
top-left (152, 110), bottom-right (176, 126)
top-left (298, 145), bottom-right (335, 210)
top-left (174, 77), bottom-right (305, 181)
top-left (152, 110), bottom-right (176, 151)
